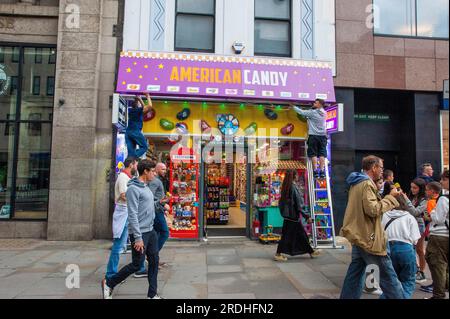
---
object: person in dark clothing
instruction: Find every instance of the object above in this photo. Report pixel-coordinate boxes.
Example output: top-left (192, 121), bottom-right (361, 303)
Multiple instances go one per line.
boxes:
top-left (417, 163), bottom-right (435, 184)
top-left (274, 170), bottom-right (320, 261)
top-left (126, 93), bottom-right (153, 159)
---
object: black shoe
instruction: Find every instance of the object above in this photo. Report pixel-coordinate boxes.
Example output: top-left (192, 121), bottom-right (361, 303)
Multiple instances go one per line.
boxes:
top-left (133, 271), bottom-right (148, 278)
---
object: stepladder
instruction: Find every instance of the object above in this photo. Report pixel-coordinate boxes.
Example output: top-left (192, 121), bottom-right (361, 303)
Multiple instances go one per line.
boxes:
top-left (306, 157), bottom-right (343, 249)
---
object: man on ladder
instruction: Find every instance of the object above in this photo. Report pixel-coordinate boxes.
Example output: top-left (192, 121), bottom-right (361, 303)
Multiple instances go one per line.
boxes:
top-left (292, 99), bottom-right (340, 249)
top-left (292, 99), bottom-right (328, 178)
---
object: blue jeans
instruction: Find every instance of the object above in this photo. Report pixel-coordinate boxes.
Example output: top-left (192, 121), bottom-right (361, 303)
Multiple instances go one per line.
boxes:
top-left (381, 241), bottom-right (417, 299)
top-left (125, 129), bottom-right (148, 158)
top-left (105, 225), bottom-right (129, 279)
top-left (139, 211), bottom-right (169, 272)
top-left (340, 245), bottom-right (405, 299)
top-left (107, 231), bottom-right (159, 298)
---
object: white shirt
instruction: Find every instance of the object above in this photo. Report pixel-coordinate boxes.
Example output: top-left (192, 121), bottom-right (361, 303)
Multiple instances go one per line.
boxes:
top-left (382, 209), bottom-right (421, 245)
top-left (115, 172), bottom-right (130, 206)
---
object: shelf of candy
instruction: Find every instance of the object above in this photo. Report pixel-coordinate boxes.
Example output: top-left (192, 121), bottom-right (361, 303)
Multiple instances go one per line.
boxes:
top-left (206, 164), bottom-right (230, 224)
top-left (269, 173), bottom-right (283, 207)
top-left (255, 174), bottom-right (270, 207)
top-left (169, 162), bottom-right (198, 232)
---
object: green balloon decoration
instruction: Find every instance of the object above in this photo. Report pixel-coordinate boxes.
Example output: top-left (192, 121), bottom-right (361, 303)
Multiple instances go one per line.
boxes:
top-left (244, 122), bottom-right (258, 135)
top-left (160, 119), bottom-right (175, 131)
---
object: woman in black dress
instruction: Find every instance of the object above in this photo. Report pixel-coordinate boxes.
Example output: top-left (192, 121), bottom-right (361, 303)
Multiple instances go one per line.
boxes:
top-left (274, 170), bottom-right (320, 261)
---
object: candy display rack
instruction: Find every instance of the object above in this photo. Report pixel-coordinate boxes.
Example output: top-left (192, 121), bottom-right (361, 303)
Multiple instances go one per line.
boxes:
top-left (168, 148), bottom-right (199, 239)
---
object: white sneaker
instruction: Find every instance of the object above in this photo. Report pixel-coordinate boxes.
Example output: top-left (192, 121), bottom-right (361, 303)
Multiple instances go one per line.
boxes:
top-left (101, 279), bottom-right (113, 299)
top-left (363, 287), bottom-right (383, 296)
top-left (148, 294), bottom-right (163, 299)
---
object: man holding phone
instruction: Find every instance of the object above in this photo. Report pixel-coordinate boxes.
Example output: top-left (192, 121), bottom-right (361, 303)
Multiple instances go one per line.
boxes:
top-left (102, 160), bottom-right (162, 299)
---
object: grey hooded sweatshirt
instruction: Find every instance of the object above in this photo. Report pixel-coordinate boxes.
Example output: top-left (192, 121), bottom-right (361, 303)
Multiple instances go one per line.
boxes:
top-left (126, 178), bottom-right (156, 241)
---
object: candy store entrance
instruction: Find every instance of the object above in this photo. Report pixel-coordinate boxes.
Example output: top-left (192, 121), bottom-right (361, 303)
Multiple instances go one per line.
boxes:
top-left (203, 150), bottom-right (248, 237)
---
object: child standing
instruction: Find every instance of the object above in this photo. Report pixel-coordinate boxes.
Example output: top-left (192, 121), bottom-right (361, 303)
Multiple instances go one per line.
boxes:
top-left (424, 171), bottom-right (449, 299)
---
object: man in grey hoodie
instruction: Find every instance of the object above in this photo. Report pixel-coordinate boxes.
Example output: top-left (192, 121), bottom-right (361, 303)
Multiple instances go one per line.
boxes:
top-left (293, 99), bottom-right (328, 178)
top-left (102, 160), bottom-right (162, 299)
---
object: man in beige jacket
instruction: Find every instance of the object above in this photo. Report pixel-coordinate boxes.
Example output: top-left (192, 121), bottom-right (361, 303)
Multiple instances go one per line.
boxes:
top-left (340, 155), bottom-right (405, 299)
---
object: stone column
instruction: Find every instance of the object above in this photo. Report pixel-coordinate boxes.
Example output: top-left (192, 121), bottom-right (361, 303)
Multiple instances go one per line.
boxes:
top-left (47, 0), bottom-right (118, 240)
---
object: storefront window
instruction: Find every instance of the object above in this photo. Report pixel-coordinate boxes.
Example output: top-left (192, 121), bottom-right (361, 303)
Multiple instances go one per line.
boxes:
top-left (0, 44), bottom-right (55, 220)
top-left (0, 123), bottom-right (14, 219)
top-left (374, 0), bottom-right (449, 38)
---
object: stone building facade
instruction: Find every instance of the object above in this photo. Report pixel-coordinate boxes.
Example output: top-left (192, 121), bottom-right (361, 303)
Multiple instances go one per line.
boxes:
top-left (0, 0), bottom-right (120, 240)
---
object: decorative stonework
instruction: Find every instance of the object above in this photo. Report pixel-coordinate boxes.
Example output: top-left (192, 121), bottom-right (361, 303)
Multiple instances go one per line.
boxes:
top-left (301, 0), bottom-right (314, 59)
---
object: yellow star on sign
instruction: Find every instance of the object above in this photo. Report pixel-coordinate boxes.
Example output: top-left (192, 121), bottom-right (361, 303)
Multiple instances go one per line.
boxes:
top-left (158, 64), bottom-right (164, 69)
top-left (122, 81), bottom-right (126, 85)
top-left (144, 65), bottom-right (149, 69)
top-left (126, 68), bottom-right (132, 73)
top-left (139, 75), bottom-right (143, 79)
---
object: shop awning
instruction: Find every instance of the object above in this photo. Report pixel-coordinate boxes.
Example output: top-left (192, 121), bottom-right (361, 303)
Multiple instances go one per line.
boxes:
top-left (116, 51), bottom-right (336, 104)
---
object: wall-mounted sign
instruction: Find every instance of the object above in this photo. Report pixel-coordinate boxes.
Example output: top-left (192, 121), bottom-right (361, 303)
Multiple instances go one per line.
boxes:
top-left (443, 79), bottom-right (449, 111)
top-left (0, 64), bottom-right (11, 96)
top-left (116, 51), bottom-right (336, 104)
top-left (354, 113), bottom-right (390, 122)
top-left (326, 103), bottom-right (344, 134)
top-left (112, 93), bottom-right (128, 132)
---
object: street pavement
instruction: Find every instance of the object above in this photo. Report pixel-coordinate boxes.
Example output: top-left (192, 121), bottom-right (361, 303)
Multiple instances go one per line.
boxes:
top-left (0, 237), bottom-right (444, 299)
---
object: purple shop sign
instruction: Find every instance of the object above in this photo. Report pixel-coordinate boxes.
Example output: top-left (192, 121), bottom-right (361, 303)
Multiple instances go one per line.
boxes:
top-left (326, 103), bottom-right (344, 134)
top-left (116, 51), bottom-right (336, 104)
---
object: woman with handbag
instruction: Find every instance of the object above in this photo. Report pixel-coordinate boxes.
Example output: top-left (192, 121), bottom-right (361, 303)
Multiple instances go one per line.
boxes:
top-left (274, 170), bottom-right (320, 262)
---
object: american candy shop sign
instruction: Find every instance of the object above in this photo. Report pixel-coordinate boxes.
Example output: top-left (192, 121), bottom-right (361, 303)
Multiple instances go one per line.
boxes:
top-left (116, 51), bottom-right (336, 104)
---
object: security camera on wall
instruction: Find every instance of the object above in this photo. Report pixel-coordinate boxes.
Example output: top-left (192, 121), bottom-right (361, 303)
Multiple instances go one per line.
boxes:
top-left (232, 41), bottom-right (245, 55)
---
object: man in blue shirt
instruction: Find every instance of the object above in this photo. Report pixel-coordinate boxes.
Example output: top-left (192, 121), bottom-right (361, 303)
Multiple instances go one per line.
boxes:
top-left (126, 93), bottom-right (153, 159)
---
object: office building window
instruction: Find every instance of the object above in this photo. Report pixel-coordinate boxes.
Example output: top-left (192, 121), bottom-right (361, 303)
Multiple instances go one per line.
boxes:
top-left (35, 48), bottom-right (42, 64)
top-left (374, 0), bottom-right (449, 38)
top-left (254, 0), bottom-right (292, 57)
top-left (32, 76), bottom-right (41, 95)
top-left (46, 77), bottom-right (55, 96)
top-left (175, 0), bottom-right (215, 52)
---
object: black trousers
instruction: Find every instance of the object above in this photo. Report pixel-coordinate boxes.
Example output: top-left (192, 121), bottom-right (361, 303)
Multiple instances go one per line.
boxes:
top-left (107, 230), bottom-right (159, 298)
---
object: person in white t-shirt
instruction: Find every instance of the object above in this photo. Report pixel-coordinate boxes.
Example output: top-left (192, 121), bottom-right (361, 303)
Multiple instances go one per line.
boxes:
top-left (104, 157), bottom-right (138, 280)
top-left (381, 181), bottom-right (421, 299)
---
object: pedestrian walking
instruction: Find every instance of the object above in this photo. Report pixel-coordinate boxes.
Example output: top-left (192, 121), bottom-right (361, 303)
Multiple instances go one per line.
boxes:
top-left (293, 99), bottom-right (328, 178)
top-left (125, 93), bottom-right (153, 159)
top-left (381, 181), bottom-right (422, 299)
top-left (401, 178), bottom-right (428, 283)
top-left (134, 162), bottom-right (171, 278)
top-left (417, 163), bottom-right (435, 184)
top-left (424, 170), bottom-right (449, 299)
top-left (274, 170), bottom-right (319, 262)
top-left (102, 160), bottom-right (162, 299)
top-left (340, 155), bottom-right (405, 299)
top-left (104, 157), bottom-right (138, 280)
top-left (362, 177), bottom-right (385, 296)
